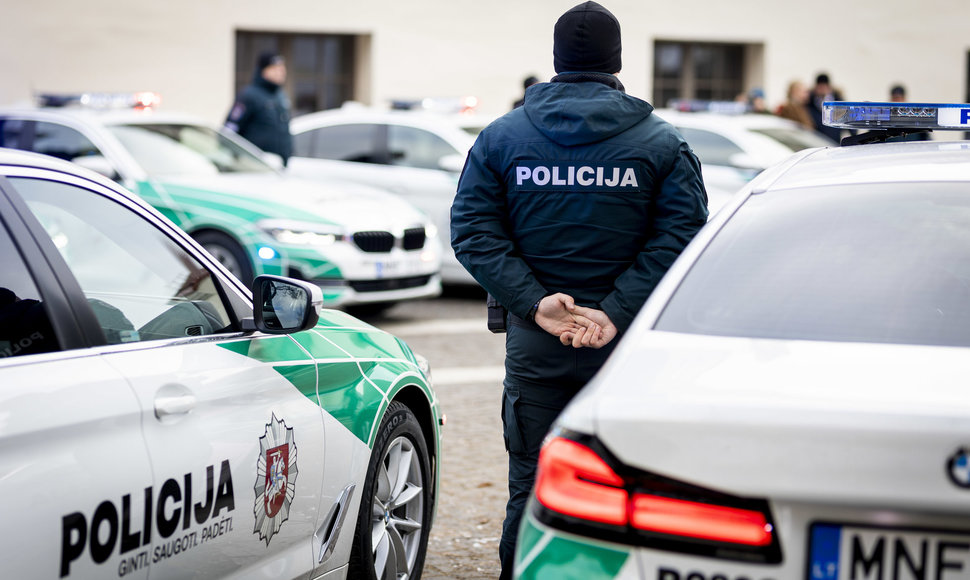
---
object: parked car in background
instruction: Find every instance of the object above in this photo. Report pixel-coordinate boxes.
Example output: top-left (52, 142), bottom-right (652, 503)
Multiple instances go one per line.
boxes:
top-left (0, 95), bottom-right (442, 312)
top-left (515, 102), bottom-right (970, 579)
top-left (288, 104), bottom-right (482, 285)
top-left (0, 147), bottom-right (440, 580)
top-left (655, 104), bottom-right (836, 213)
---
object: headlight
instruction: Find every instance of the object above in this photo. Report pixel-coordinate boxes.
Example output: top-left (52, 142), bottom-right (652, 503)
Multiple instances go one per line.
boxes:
top-left (257, 219), bottom-right (346, 246)
top-left (424, 222), bottom-right (438, 239)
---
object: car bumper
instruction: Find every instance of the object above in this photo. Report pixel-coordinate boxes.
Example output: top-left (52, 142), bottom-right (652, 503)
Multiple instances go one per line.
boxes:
top-left (517, 509), bottom-right (787, 580)
top-left (518, 492), bottom-right (970, 580)
top-left (314, 273), bottom-right (442, 306)
top-left (515, 507), bottom-right (639, 580)
top-left (286, 241), bottom-right (442, 306)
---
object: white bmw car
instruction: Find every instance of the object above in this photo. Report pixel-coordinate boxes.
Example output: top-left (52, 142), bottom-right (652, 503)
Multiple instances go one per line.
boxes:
top-left (0, 148), bottom-right (440, 580)
top-left (0, 96), bottom-right (442, 312)
top-left (515, 103), bottom-right (970, 580)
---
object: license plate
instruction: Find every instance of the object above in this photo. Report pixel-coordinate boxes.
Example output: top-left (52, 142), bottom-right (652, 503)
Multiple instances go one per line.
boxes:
top-left (808, 522), bottom-right (970, 580)
top-left (371, 254), bottom-right (430, 279)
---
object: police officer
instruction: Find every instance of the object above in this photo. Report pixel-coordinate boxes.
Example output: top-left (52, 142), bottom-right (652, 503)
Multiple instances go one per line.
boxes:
top-left (225, 51), bottom-right (293, 166)
top-left (449, 3), bottom-right (708, 577)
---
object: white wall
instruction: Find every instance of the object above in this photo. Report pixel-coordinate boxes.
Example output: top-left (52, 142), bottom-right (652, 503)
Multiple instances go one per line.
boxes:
top-left (3, 0), bottom-right (968, 124)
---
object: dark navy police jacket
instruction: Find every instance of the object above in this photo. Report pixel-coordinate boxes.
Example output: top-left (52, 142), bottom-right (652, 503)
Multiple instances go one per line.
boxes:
top-left (450, 76), bottom-right (708, 332)
top-left (225, 73), bottom-right (292, 164)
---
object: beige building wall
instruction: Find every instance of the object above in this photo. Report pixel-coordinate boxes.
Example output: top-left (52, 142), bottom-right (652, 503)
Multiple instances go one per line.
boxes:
top-left (2, 1), bottom-right (968, 124)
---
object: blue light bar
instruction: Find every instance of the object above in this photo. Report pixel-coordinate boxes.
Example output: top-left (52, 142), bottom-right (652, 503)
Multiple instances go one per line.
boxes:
top-left (823, 101), bottom-right (970, 130)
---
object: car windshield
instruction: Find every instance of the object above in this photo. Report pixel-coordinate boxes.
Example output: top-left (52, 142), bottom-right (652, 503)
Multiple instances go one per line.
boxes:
top-left (750, 127), bottom-right (835, 151)
top-left (656, 183), bottom-right (970, 347)
top-left (108, 123), bottom-right (273, 177)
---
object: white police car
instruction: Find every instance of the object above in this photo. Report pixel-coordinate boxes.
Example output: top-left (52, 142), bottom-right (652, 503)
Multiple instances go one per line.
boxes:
top-left (0, 147), bottom-right (441, 579)
top-left (515, 103), bottom-right (970, 579)
top-left (654, 103), bottom-right (836, 213)
top-left (287, 104), bottom-right (482, 285)
top-left (0, 95), bottom-right (443, 312)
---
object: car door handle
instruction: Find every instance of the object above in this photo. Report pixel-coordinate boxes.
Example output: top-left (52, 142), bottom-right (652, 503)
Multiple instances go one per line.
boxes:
top-left (154, 383), bottom-right (197, 419)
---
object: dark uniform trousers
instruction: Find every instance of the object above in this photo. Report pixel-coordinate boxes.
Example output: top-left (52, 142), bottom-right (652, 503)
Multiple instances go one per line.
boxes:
top-left (499, 314), bottom-right (617, 578)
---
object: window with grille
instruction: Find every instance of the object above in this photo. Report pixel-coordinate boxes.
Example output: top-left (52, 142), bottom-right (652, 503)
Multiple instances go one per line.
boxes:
top-left (653, 41), bottom-right (747, 107)
top-left (234, 32), bottom-right (361, 117)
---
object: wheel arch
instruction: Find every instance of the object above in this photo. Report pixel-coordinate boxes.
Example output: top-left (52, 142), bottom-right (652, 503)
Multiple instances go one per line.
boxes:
top-left (189, 226), bottom-right (259, 282)
top-left (188, 225), bottom-right (246, 246)
top-left (391, 383), bottom-right (439, 502)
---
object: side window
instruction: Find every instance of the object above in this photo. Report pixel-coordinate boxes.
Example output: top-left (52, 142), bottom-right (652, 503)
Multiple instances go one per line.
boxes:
top-left (292, 129), bottom-right (314, 157)
top-left (0, 222), bottom-right (58, 358)
top-left (388, 125), bottom-right (457, 170)
top-left (299, 123), bottom-right (383, 163)
top-left (9, 177), bottom-right (233, 344)
top-left (676, 126), bottom-right (745, 167)
top-left (31, 122), bottom-right (101, 162)
top-left (0, 118), bottom-right (28, 149)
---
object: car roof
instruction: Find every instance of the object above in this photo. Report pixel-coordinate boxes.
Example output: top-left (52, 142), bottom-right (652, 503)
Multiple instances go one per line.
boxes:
top-left (0, 146), bottom-right (151, 206)
top-left (0, 106), bottom-right (213, 128)
top-left (290, 104), bottom-right (481, 143)
top-left (761, 140), bottom-right (970, 191)
top-left (0, 145), bottom-right (102, 175)
top-left (654, 109), bottom-right (807, 131)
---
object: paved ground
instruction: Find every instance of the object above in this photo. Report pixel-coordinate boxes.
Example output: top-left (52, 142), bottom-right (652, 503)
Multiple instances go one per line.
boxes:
top-left (372, 288), bottom-right (508, 579)
top-left (421, 377), bottom-right (507, 579)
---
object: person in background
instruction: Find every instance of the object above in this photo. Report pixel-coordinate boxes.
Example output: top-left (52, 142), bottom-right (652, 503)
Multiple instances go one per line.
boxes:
top-left (512, 75), bottom-right (540, 109)
top-left (776, 80), bottom-right (816, 131)
top-left (746, 88), bottom-right (770, 113)
top-left (225, 51), bottom-right (293, 166)
top-left (890, 84), bottom-right (907, 102)
top-left (807, 72), bottom-right (845, 142)
top-left (450, 3), bottom-right (708, 578)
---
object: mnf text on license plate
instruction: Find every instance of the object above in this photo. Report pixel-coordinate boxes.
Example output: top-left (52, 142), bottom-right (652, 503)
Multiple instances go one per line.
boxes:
top-left (808, 522), bottom-right (970, 580)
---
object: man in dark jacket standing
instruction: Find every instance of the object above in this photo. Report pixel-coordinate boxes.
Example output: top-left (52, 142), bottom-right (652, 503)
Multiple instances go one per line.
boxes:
top-left (225, 52), bottom-right (293, 166)
top-left (450, 3), bottom-right (708, 577)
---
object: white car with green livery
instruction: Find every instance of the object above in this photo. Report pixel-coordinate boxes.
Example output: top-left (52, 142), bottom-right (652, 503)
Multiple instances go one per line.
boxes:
top-left (0, 147), bottom-right (441, 579)
top-left (0, 98), bottom-right (442, 313)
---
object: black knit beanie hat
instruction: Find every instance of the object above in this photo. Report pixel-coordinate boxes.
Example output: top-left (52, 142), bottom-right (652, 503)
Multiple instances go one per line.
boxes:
top-left (257, 51), bottom-right (284, 72)
top-left (553, 1), bottom-right (622, 74)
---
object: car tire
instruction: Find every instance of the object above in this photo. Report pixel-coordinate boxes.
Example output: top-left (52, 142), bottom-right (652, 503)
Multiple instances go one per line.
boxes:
top-left (350, 401), bottom-right (432, 580)
top-left (193, 231), bottom-right (255, 287)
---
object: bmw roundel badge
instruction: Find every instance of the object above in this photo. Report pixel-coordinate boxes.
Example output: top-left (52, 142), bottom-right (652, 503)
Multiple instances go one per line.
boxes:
top-left (947, 447), bottom-right (970, 488)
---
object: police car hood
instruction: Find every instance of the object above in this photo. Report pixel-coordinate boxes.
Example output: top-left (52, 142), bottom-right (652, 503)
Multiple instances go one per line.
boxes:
top-left (524, 81), bottom-right (653, 146)
top-left (155, 172), bottom-right (430, 230)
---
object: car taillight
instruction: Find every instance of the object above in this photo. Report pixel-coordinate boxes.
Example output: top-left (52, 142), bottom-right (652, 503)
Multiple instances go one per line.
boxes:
top-left (630, 493), bottom-right (773, 546)
top-left (534, 437), bottom-right (626, 526)
top-left (532, 434), bottom-right (781, 563)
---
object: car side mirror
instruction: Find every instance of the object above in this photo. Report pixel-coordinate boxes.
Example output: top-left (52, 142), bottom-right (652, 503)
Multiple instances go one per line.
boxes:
top-left (438, 154), bottom-right (465, 173)
top-left (247, 275), bottom-right (322, 334)
top-left (71, 154), bottom-right (119, 180)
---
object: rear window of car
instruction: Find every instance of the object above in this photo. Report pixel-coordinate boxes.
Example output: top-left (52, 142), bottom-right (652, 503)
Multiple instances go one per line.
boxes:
top-left (655, 183), bottom-right (970, 347)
